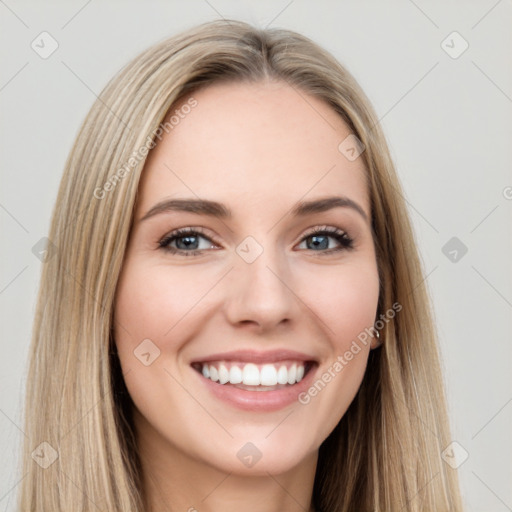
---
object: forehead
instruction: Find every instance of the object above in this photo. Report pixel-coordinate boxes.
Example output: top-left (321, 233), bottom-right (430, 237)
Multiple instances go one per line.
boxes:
top-left (137, 80), bottom-right (369, 218)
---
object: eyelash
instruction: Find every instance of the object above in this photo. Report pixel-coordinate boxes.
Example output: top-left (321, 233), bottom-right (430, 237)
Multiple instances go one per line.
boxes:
top-left (158, 226), bottom-right (354, 257)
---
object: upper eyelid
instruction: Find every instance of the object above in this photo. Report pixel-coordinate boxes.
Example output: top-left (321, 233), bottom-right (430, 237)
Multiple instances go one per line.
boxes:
top-left (303, 225), bottom-right (347, 234)
top-left (168, 227), bottom-right (220, 243)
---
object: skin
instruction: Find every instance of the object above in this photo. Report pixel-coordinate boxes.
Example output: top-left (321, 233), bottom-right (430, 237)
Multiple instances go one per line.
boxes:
top-left (114, 80), bottom-right (381, 512)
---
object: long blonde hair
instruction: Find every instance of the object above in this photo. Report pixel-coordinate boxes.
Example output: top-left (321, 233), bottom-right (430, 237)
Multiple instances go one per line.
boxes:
top-left (19, 19), bottom-right (462, 511)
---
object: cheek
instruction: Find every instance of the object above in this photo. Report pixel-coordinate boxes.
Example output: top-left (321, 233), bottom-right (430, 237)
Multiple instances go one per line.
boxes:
top-left (306, 260), bottom-right (380, 346)
top-left (112, 262), bottom-right (197, 432)
top-left (114, 261), bottom-right (212, 348)
top-left (113, 260), bottom-right (178, 390)
top-left (295, 262), bottom-right (379, 432)
top-left (113, 260), bottom-right (224, 406)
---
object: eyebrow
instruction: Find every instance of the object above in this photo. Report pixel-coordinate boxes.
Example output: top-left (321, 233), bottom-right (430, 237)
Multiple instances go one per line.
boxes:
top-left (140, 195), bottom-right (368, 222)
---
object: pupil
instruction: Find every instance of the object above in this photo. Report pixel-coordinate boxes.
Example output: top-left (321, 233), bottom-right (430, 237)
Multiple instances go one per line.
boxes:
top-left (309, 235), bottom-right (328, 250)
top-left (177, 236), bottom-right (198, 250)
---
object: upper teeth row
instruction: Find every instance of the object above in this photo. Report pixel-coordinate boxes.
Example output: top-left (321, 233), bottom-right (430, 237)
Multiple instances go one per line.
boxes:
top-left (201, 362), bottom-right (306, 386)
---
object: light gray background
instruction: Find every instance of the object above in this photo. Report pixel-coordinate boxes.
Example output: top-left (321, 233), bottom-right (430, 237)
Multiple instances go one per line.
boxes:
top-left (1, 1), bottom-right (511, 510)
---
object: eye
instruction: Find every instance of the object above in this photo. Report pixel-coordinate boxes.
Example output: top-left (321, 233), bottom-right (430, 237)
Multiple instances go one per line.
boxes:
top-left (158, 225), bottom-right (354, 257)
top-left (158, 227), bottom-right (218, 256)
top-left (296, 226), bottom-right (354, 254)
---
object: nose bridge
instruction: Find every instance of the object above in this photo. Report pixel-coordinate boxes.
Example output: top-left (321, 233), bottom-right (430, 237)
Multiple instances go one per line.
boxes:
top-left (224, 237), bottom-right (297, 329)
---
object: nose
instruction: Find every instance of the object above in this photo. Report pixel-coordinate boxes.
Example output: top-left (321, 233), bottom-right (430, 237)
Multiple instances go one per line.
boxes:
top-left (223, 244), bottom-right (299, 333)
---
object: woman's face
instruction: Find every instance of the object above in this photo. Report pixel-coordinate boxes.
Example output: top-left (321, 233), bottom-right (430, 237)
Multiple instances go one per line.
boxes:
top-left (114, 80), bottom-right (380, 475)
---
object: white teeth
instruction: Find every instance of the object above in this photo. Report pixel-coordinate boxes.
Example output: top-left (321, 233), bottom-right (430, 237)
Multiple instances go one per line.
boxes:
top-left (277, 365), bottom-right (288, 385)
top-left (229, 365), bottom-right (242, 384)
top-left (198, 361), bottom-right (308, 387)
top-left (209, 366), bottom-right (219, 382)
top-left (287, 364), bottom-right (297, 385)
top-left (218, 364), bottom-right (229, 384)
top-left (242, 363), bottom-right (260, 385)
top-left (260, 364), bottom-right (278, 386)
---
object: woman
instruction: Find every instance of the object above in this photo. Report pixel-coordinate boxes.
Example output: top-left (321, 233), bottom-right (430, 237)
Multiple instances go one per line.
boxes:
top-left (20, 19), bottom-right (463, 511)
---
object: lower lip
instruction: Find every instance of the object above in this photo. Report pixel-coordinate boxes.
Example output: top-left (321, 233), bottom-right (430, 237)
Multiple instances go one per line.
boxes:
top-left (192, 364), bottom-right (317, 412)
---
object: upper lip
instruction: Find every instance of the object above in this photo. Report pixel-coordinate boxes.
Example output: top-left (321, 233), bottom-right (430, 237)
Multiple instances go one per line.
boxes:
top-left (190, 349), bottom-right (317, 365)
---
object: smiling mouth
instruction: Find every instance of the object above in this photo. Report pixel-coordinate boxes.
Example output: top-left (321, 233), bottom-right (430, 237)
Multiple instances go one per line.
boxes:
top-left (191, 360), bottom-right (315, 391)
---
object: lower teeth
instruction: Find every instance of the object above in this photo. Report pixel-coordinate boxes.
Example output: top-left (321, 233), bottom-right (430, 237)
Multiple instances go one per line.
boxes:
top-left (224, 382), bottom-right (291, 391)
